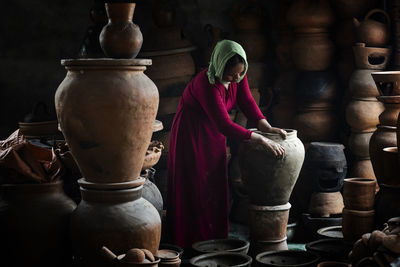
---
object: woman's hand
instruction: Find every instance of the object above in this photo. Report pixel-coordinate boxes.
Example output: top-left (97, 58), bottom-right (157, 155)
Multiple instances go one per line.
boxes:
top-left (257, 119), bottom-right (287, 139)
top-left (250, 132), bottom-right (285, 159)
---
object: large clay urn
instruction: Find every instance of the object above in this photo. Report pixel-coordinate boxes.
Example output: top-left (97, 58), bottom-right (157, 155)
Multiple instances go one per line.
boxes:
top-left (345, 98), bottom-right (384, 132)
top-left (369, 126), bottom-right (397, 185)
top-left (0, 181), bottom-right (77, 267)
top-left (353, 9), bottom-right (391, 47)
top-left (99, 3), bottom-right (143, 58)
top-left (70, 179), bottom-right (161, 267)
top-left (239, 129), bottom-right (305, 206)
top-left (55, 59), bottom-right (159, 184)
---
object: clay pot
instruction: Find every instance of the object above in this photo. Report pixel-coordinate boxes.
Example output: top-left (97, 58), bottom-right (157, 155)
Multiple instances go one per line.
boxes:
top-left (349, 158), bottom-right (377, 180)
top-left (345, 98), bottom-right (383, 132)
top-left (192, 239), bottom-right (250, 255)
top-left (352, 43), bottom-right (391, 70)
top-left (0, 181), bottom-right (77, 267)
top-left (330, 0), bottom-right (378, 19)
top-left (308, 192), bottom-right (344, 217)
top-left (142, 141), bottom-right (163, 171)
top-left (239, 129), bottom-right (305, 206)
top-left (157, 249), bottom-right (181, 267)
top-left (293, 107), bottom-right (339, 142)
top-left (302, 214), bottom-right (342, 241)
top-left (287, 0), bottom-right (335, 33)
top-left (235, 32), bottom-right (268, 61)
top-left (70, 181), bottom-right (161, 267)
top-left (377, 96), bottom-right (400, 126)
top-left (353, 9), bottom-right (391, 47)
top-left (335, 19), bottom-right (357, 47)
top-left (343, 178), bottom-right (376, 210)
top-left (342, 208), bottom-right (374, 241)
top-left (190, 252), bottom-right (252, 267)
top-left (382, 147), bottom-right (400, 186)
top-left (292, 32), bottom-right (335, 71)
top-left (295, 71), bottom-right (338, 108)
top-left (348, 131), bottom-right (374, 158)
top-left (348, 69), bottom-right (380, 100)
top-left (232, 0), bottom-right (264, 33)
top-left (250, 237), bottom-right (288, 256)
top-left (142, 170), bottom-right (163, 215)
top-left (317, 225), bottom-right (344, 239)
top-left (99, 3), bottom-right (143, 58)
top-left (369, 125), bottom-right (397, 185)
top-left (248, 203), bottom-right (290, 241)
top-left (306, 239), bottom-right (353, 262)
top-left (256, 250), bottom-right (320, 267)
top-left (375, 184), bottom-right (400, 228)
top-left (371, 71), bottom-right (400, 96)
top-left (55, 59), bottom-right (158, 184)
top-left (159, 244), bottom-right (184, 259)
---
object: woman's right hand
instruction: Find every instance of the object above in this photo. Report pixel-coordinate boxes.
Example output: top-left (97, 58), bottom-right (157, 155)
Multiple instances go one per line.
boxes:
top-left (250, 132), bottom-right (285, 159)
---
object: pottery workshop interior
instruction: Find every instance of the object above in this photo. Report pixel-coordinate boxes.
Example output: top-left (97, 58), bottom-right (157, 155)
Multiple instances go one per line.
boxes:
top-left (3, 0), bottom-right (400, 266)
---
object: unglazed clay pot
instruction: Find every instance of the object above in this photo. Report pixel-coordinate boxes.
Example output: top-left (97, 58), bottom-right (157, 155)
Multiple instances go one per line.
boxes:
top-left (377, 96), bottom-right (400, 126)
top-left (286, 0), bottom-right (335, 32)
top-left (371, 71), bottom-right (400, 96)
top-left (239, 129), bottom-right (305, 206)
top-left (55, 59), bottom-right (159, 184)
top-left (348, 131), bottom-right (374, 158)
top-left (375, 184), bottom-right (400, 228)
top-left (291, 33), bottom-right (335, 71)
top-left (192, 239), bottom-right (250, 255)
top-left (308, 192), bottom-right (344, 217)
top-left (99, 3), bottom-right (143, 58)
top-left (352, 43), bottom-right (391, 70)
top-left (306, 239), bottom-right (353, 262)
top-left (293, 107), bottom-right (339, 142)
top-left (256, 251), bottom-right (320, 267)
top-left (348, 69), bottom-right (380, 100)
top-left (369, 125), bottom-right (397, 185)
top-left (70, 180), bottom-right (161, 267)
top-left (345, 98), bottom-right (384, 132)
top-left (250, 238), bottom-right (288, 256)
top-left (0, 181), bottom-right (77, 267)
top-left (353, 9), bottom-right (391, 47)
top-left (342, 208), bottom-right (374, 242)
top-left (343, 178), bottom-right (376, 210)
top-left (382, 147), bottom-right (400, 186)
top-left (349, 158), bottom-right (377, 180)
top-left (330, 0), bottom-right (378, 19)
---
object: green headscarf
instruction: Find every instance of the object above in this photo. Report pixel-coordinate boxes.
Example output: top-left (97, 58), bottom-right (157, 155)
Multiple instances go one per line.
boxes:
top-left (206, 40), bottom-right (248, 85)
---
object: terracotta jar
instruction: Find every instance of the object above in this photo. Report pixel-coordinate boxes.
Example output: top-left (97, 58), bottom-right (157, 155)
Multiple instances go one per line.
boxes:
top-left (308, 192), bottom-right (344, 217)
top-left (55, 59), bottom-right (158, 184)
top-left (70, 180), bottom-right (161, 267)
top-left (374, 184), bottom-right (400, 228)
top-left (377, 96), bottom-right (400, 126)
top-left (348, 69), bottom-right (380, 100)
top-left (239, 129), bottom-right (305, 206)
top-left (349, 158), bottom-right (377, 180)
top-left (371, 71), bottom-right (400, 96)
top-left (348, 131), bottom-right (374, 158)
top-left (369, 125), bottom-right (397, 185)
top-left (248, 203), bottom-right (290, 241)
top-left (295, 71), bottom-right (338, 108)
top-left (293, 107), bottom-right (339, 142)
top-left (352, 43), bottom-right (391, 70)
top-left (142, 169), bottom-right (163, 215)
top-left (381, 147), bottom-right (400, 186)
top-left (345, 98), bottom-right (384, 132)
top-left (343, 178), bottom-right (376, 210)
top-left (342, 208), bottom-right (374, 242)
top-left (286, 0), bottom-right (335, 33)
top-left (353, 9), bottom-right (391, 47)
top-left (330, 0), bottom-right (378, 19)
top-left (0, 181), bottom-right (77, 267)
top-left (99, 3), bottom-right (143, 58)
top-left (291, 32), bottom-right (335, 71)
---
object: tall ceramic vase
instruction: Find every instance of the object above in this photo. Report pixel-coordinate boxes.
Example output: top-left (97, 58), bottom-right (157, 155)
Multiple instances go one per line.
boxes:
top-left (55, 58), bottom-right (159, 184)
top-left (239, 129), bottom-right (305, 206)
top-left (99, 3), bottom-right (143, 58)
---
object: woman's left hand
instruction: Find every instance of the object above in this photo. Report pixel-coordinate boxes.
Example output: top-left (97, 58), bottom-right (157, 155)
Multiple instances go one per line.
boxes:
top-left (257, 119), bottom-right (287, 139)
top-left (269, 127), bottom-right (287, 139)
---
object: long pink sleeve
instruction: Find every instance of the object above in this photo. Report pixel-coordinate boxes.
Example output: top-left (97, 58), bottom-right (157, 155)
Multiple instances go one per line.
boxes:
top-left (236, 74), bottom-right (266, 123)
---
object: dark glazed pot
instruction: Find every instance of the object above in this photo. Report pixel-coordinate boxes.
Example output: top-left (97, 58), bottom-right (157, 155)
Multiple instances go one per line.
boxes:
top-left (239, 129), bottom-right (305, 206)
top-left (192, 239), bottom-right (250, 255)
top-left (0, 181), bottom-right (77, 267)
top-left (374, 184), bottom-right (400, 228)
top-left (70, 182), bottom-right (161, 267)
top-left (343, 178), bottom-right (376, 210)
top-left (55, 59), bottom-right (158, 184)
top-left (256, 250), bottom-right (320, 267)
top-left (99, 3), bottom-right (143, 58)
top-left (190, 252), bottom-right (252, 267)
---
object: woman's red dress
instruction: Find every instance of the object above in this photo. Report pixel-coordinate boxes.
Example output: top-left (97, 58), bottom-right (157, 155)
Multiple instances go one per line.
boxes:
top-left (166, 69), bottom-right (265, 248)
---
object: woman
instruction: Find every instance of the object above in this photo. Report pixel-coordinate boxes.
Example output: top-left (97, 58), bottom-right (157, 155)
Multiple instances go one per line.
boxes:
top-left (166, 40), bottom-right (287, 248)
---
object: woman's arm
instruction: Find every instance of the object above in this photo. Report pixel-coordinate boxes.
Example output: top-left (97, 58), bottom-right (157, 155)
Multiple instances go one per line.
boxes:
top-left (257, 119), bottom-right (287, 139)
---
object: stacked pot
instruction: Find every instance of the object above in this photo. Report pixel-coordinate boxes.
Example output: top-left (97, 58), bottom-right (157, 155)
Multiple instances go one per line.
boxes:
top-left (54, 3), bottom-right (162, 266)
top-left (138, 3), bottom-right (196, 204)
top-left (239, 130), bottom-right (304, 255)
top-left (286, 0), bottom-right (339, 144)
top-left (370, 71), bottom-right (400, 228)
top-left (342, 178), bottom-right (376, 242)
top-left (345, 8), bottom-right (391, 179)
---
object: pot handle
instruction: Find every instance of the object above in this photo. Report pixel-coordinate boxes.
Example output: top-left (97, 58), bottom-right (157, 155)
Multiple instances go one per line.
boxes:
top-left (364, 8), bottom-right (391, 28)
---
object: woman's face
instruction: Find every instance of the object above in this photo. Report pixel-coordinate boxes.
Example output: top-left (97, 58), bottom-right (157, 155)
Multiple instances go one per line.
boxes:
top-left (222, 63), bottom-right (245, 83)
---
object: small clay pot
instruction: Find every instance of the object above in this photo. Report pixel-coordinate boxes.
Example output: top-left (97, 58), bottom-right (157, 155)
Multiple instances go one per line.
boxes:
top-left (345, 98), bottom-right (384, 132)
top-left (308, 192), bottom-right (344, 217)
top-left (353, 9), bottom-right (391, 47)
top-left (302, 214), bottom-right (342, 240)
top-left (348, 131), bottom-right (374, 158)
top-left (192, 239), bottom-right (250, 255)
top-left (371, 71), bottom-right (400, 96)
top-left (352, 43), bottom-right (391, 70)
top-left (342, 208), bottom-right (374, 242)
top-left (348, 158), bottom-right (377, 181)
top-left (343, 178), bottom-right (376, 210)
top-left (156, 249), bottom-right (181, 267)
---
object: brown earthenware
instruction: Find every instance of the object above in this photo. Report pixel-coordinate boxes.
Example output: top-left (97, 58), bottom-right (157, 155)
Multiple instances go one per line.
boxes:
top-left (377, 96), bottom-right (400, 126)
top-left (348, 69), bottom-right (380, 100)
top-left (99, 3), bottom-right (143, 58)
top-left (250, 237), bottom-right (288, 256)
top-left (348, 158), bottom-right (377, 181)
top-left (345, 98), bottom-right (384, 132)
top-left (343, 178), bottom-right (376, 210)
top-left (371, 71), bottom-right (400, 96)
top-left (192, 239), bottom-right (250, 255)
top-left (232, 0), bottom-right (264, 33)
top-left (55, 59), bottom-right (158, 184)
top-left (342, 208), bottom-right (374, 242)
top-left (348, 131), bottom-right (374, 158)
top-left (353, 9), bottom-right (391, 47)
top-left (256, 250), bottom-right (320, 267)
top-left (308, 192), bottom-right (344, 217)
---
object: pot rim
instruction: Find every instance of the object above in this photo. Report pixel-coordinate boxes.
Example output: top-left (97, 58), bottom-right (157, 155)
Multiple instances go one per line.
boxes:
top-left (189, 252), bottom-right (252, 267)
top-left (342, 208), bottom-right (375, 216)
top-left (248, 202), bottom-right (291, 211)
top-left (255, 250), bottom-right (320, 267)
top-left (383, 146), bottom-right (398, 153)
top-left (344, 178), bottom-right (376, 184)
top-left (192, 238), bottom-right (250, 254)
top-left (61, 58), bottom-right (152, 67)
